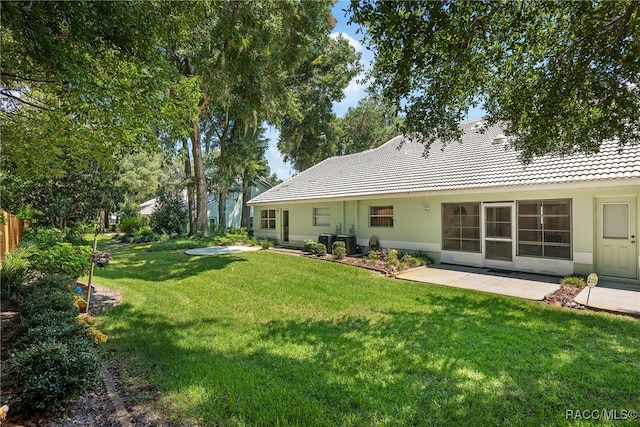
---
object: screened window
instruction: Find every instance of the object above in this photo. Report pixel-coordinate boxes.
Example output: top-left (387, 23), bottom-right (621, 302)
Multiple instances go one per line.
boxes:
top-left (370, 206), bottom-right (394, 227)
top-left (260, 209), bottom-right (276, 229)
top-left (313, 208), bottom-right (330, 226)
top-left (442, 203), bottom-right (481, 252)
top-left (517, 199), bottom-right (571, 259)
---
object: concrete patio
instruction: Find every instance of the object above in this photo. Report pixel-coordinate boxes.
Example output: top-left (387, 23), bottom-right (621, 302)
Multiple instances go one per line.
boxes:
top-left (397, 264), bottom-right (640, 317)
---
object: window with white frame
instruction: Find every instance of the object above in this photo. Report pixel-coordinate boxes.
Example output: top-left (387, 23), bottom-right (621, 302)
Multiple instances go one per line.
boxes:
top-left (260, 209), bottom-right (276, 229)
top-left (517, 199), bottom-right (571, 259)
top-left (369, 206), bottom-right (394, 227)
top-left (313, 207), bottom-right (330, 226)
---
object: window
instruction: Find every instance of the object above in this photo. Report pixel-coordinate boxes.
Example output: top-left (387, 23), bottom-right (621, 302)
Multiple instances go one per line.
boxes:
top-left (260, 209), bottom-right (276, 229)
top-left (313, 208), bottom-right (330, 226)
top-left (517, 199), bottom-right (571, 259)
top-left (442, 203), bottom-right (481, 252)
top-left (370, 206), bottom-right (394, 227)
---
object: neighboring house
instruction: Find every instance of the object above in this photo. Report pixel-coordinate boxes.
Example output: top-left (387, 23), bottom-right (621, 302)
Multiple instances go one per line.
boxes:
top-left (248, 119), bottom-right (640, 282)
top-left (140, 177), bottom-right (273, 230)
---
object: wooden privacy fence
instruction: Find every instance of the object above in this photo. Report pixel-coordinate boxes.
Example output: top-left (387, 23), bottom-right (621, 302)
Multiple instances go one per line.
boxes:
top-left (1, 210), bottom-right (25, 259)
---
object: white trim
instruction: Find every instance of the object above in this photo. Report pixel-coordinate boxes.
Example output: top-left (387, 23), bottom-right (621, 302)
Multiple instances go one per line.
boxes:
top-left (573, 252), bottom-right (593, 264)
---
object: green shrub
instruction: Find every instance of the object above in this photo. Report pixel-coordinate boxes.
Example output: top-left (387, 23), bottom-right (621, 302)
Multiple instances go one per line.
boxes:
top-left (30, 243), bottom-right (91, 278)
top-left (149, 190), bottom-right (187, 235)
top-left (1, 245), bottom-right (35, 297)
top-left (313, 242), bottom-right (327, 256)
top-left (304, 239), bottom-right (317, 253)
top-left (24, 227), bottom-right (65, 249)
top-left (332, 241), bottom-right (346, 259)
top-left (132, 226), bottom-right (158, 243)
top-left (13, 322), bottom-right (87, 351)
top-left (259, 239), bottom-right (273, 249)
top-left (119, 216), bottom-right (148, 236)
top-left (561, 276), bottom-right (586, 288)
top-left (20, 289), bottom-right (77, 317)
top-left (304, 240), bottom-right (327, 256)
top-left (5, 338), bottom-right (100, 414)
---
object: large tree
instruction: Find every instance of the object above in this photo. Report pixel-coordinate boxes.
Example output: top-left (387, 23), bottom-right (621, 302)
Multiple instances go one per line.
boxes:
top-left (169, 0), bottom-right (337, 235)
top-left (278, 34), bottom-right (361, 171)
top-left (1, 1), bottom-right (197, 180)
top-left (1, 1), bottom-right (198, 225)
top-left (349, 0), bottom-right (640, 160)
top-left (336, 89), bottom-right (403, 154)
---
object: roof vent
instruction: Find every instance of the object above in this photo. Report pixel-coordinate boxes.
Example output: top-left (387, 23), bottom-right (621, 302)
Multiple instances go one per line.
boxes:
top-left (492, 134), bottom-right (508, 145)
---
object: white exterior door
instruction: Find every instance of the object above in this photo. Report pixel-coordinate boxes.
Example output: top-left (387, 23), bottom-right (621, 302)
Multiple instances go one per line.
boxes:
top-left (483, 203), bottom-right (515, 269)
top-left (597, 198), bottom-right (637, 279)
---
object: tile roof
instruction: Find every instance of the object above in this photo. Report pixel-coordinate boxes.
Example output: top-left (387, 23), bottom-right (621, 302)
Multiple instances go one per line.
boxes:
top-left (250, 120), bottom-right (640, 204)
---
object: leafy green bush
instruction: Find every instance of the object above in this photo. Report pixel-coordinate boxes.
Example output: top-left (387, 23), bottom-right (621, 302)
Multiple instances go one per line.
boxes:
top-left (0, 245), bottom-right (35, 297)
top-left (310, 242), bottom-right (327, 256)
top-left (119, 215), bottom-right (148, 236)
top-left (23, 227), bottom-right (65, 249)
top-left (149, 190), bottom-right (187, 235)
top-left (259, 239), bottom-right (273, 249)
top-left (13, 322), bottom-right (87, 351)
top-left (6, 274), bottom-right (101, 415)
top-left (332, 241), bottom-right (346, 259)
top-left (20, 289), bottom-right (77, 317)
top-left (5, 338), bottom-right (100, 413)
top-left (561, 276), bottom-right (586, 288)
top-left (30, 243), bottom-right (91, 278)
top-left (132, 226), bottom-right (159, 243)
top-left (304, 239), bottom-right (317, 253)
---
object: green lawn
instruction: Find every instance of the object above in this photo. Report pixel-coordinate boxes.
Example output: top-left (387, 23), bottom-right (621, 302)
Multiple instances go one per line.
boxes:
top-left (92, 244), bottom-right (640, 426)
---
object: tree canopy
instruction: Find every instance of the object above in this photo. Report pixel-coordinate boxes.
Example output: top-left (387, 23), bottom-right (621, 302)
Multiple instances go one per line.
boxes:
top-left (349, 0), bottom-right (640, 160)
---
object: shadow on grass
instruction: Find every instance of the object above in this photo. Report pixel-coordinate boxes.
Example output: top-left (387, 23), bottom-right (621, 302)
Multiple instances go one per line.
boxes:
top-left (94, 244), bottom-right (247, 282)
top-left (103, 288), bottom-right (640, 426)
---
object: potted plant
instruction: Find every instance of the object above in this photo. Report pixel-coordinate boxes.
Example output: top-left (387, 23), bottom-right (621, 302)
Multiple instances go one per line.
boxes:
top-left (92, 251), bottom-right (111, 268)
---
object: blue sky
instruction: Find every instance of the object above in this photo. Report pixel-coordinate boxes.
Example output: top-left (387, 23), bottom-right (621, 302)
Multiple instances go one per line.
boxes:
top-left (265, 1), bottom-right (484, 181)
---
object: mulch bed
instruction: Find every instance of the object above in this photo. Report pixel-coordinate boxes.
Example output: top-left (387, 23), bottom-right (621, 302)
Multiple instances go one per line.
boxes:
top-left (544, 285), bottom-right (585, 309)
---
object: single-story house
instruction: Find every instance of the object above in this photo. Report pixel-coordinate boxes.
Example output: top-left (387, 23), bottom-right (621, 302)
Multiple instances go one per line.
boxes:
top-left (140, 177), bottom-right (273, 229)
top-left (248, 119), bottom-right (640, 282)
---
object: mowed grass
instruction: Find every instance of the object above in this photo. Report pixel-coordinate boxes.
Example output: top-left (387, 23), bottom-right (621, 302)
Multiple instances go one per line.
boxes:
top-left (92, 244), bottom-right (640, 426)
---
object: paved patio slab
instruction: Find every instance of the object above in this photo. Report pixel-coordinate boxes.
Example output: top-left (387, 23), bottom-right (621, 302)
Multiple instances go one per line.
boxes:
top-left (184, 246), bottom-right (261, 256)
top-left (397, 265), bottom-right (561, 301)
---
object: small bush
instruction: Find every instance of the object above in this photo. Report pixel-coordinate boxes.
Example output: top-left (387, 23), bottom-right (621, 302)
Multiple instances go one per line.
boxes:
top-left (259, 239), bottom-right (273, 249)
top-left (561, 276), bottom-right (586, 288)
top-left (149, 190), bottom-right (187, 235)
top-left (5, 339), bottom-right (100, 414)
top-left (304, 239), bottom-right (317, 253)
top-left (332, 241), bottom-right (346, 259)
top-left (0, 245), bottom-right (35, 297)
top-left (313, 242), bottom-right (327, 256)
top-left (25, 227), bottom-right (65, 250)
top-left (30, 243), bottom-right (92, 279)
top-left (304, 240), bottom-right (327, 256)
top-left (20, 289), bottom-right (77, 317)
top-left (13, 322), bottom-right (87, 351)
top-left (119, 216), bottom-right (148, 236)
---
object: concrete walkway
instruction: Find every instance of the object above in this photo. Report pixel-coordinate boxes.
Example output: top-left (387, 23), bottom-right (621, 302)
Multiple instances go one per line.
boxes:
top-left (397, 264), bottom-right (560, 300)
top-left (397, 265), bottom-right (640, 316)
top-left (575, 283), bottom-right (640, 316)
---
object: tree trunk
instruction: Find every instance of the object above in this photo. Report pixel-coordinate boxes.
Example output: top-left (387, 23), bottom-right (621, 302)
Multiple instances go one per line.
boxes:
top-left (182, 138), bottom-right (196, 235)
top-left (190, 120), bottom-right (209, 236)
top-left (217, 189), bottom-right (227, 234)
top-left (241, 175), bottom-right (251, 229)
